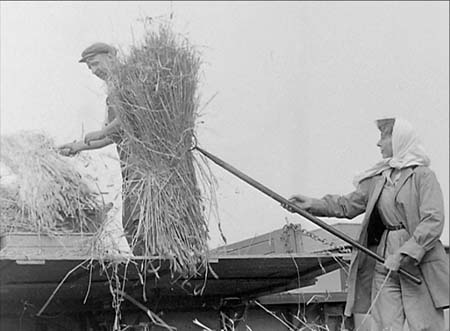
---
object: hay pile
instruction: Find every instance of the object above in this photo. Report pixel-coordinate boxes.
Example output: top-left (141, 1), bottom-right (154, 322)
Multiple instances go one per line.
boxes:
top-left (108, 23), bottom-right (212, 274)
top-left (0, 132), bottom-right (101, 234)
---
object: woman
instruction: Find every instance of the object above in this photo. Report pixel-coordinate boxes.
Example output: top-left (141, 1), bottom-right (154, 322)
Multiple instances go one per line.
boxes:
top-left (287, 118), bottom-right (448, 330)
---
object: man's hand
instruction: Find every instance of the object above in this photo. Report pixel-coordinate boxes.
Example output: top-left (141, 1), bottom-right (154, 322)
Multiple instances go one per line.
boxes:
top-left (384, 252), bottom-right (412, 271)
top-left (58, 141), bottom-right (85, 156)
top-left (84, 130), bottom-right (106, 145)
top-left (282, 194), bottom-right (313, 213)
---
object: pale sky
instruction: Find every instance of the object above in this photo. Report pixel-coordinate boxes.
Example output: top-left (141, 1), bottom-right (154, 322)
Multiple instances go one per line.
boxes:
top-left (1, 1), bottom-right (448, 247)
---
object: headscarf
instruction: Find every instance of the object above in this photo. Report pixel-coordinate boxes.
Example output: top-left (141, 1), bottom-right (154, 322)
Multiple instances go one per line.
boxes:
top-left (352, 117), bottom-right (430, 187)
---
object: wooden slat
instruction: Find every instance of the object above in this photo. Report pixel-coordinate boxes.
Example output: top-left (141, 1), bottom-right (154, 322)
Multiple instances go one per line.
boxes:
top-left (0, 233), bottom-right (95, 260)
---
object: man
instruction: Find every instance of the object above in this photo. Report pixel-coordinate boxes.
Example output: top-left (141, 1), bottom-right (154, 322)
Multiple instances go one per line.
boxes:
top-left (59, 42), bottom-right (121, 155)
top-left (59, 42), bottom-right (138, 251)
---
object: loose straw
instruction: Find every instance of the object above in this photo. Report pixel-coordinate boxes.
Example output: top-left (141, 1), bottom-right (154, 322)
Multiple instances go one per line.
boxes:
top-left (37, 259), bottom-right (89, 316)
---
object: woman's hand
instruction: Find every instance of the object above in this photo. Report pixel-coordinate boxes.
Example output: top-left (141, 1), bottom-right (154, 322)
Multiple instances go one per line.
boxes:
top-left (282, 194), bottom-right (313, 213)
top-left (384, 252), bottom-right (413, 271)
top-left (84, 130), bottom-right (106, 145)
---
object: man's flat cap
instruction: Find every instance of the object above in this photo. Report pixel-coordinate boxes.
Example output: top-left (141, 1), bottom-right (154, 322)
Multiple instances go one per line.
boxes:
top-left (79, 42), bottom-right (117, 63)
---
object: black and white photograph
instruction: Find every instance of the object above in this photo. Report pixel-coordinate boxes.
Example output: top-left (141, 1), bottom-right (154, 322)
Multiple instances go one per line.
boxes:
top-left (0, 2), bottom-right (448, 330)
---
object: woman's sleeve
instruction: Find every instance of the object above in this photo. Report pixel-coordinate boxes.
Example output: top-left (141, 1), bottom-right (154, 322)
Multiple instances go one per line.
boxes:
top-left (308, 179), bottom-right (370, 219)
top-left (399, 169), bottom-right (445, 263)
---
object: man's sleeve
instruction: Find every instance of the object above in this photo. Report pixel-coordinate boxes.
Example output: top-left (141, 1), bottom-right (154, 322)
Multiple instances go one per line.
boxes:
top-left (105, 104), bottom-right (123, 142)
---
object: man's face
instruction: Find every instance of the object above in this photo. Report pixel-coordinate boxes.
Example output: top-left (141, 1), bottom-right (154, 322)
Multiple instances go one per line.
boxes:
top-left (85, 53), bottom-right (112, 80)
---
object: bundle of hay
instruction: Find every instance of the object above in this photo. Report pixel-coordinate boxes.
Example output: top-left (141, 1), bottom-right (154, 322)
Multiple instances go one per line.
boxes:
top-left (0, 132), bottom-right (101, 234)
top-left (108, 23), bottom-right (213, 274)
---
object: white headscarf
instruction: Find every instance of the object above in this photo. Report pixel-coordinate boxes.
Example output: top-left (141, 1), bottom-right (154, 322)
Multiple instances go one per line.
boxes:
top-left (353, 118), bottom-right (430, 187)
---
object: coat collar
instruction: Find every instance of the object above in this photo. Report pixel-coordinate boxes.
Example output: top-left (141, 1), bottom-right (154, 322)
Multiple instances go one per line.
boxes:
top-left (394, 167), bottom-right (415, 199)
top-left (358, 174), bottom-right (386, 243)
top-left (366, 174), bottom-right (386, 213)
top-left (363, 167), bottom-right (415, 218)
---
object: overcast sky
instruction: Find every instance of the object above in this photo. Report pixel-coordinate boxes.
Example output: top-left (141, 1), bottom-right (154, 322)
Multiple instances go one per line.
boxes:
top-left (1, 1), bottom-right (448, 247)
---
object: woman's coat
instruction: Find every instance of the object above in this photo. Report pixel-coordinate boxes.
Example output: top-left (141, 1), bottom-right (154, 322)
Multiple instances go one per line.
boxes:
top-left (310, 165), bottom-right (449, 316)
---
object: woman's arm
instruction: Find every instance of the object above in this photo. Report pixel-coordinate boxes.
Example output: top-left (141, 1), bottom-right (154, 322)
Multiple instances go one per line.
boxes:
top-left (288, 179), bottom-right (370, 219)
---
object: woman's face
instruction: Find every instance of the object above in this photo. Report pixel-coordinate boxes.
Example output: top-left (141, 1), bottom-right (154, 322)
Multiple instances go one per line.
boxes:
top-left (377, 132), bottom-right (393, 159)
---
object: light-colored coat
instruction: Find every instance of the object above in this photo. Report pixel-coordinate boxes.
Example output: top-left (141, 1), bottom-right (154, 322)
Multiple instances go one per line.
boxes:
top-left (310, 166), bottom-right (449, 316)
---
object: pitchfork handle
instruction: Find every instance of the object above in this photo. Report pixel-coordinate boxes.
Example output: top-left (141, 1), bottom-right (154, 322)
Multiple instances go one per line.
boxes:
top-left (194, 146), bottom-right (422, 285)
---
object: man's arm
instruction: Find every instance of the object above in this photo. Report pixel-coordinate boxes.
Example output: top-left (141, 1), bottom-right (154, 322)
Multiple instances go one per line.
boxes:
top-left (84, 118), bottom-right (121, 145)
top-left (103, 118), bottom-right (121, 136)
top-left (59, 137), bottom-right (113, 156)
top-left (81, 137), bottom-right (114, 150)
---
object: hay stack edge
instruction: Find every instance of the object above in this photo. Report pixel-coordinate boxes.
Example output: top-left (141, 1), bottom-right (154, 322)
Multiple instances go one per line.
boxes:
top-left (0, 132), bottom-right (101, 235)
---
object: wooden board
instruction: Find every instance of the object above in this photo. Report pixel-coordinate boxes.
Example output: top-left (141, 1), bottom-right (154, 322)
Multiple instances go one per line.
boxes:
top-left (0, 254), bottom-right (348, 314)
top-left (0, 232), bottom-right (349, 314)
top-left (0, 232), bottom-right (95, 260)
